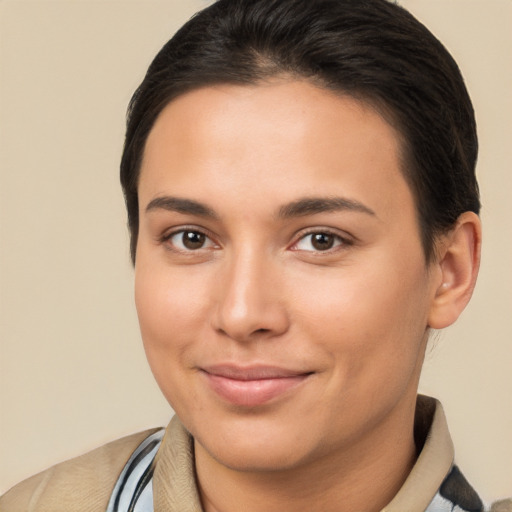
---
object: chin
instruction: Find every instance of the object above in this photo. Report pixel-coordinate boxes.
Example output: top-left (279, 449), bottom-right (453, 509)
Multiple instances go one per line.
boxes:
top-left (191, 412), bottom-right (322, 473)
top-left (202, 438), bottom-right (309, 473)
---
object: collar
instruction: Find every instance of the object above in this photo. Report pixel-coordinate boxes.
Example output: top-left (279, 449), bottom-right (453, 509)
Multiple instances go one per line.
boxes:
top-left (152, 395), bottom-right (455, 512)
top-left (382, 395), bottom-right (454, 511)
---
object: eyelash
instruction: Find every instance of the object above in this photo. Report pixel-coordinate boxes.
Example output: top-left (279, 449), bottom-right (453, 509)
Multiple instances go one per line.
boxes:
top-left (160, 227), bottom-right (353, 255)
top-left (160, 227), bottom-right (218, 253)
top-left (290, 229), bottom-right (353, 253)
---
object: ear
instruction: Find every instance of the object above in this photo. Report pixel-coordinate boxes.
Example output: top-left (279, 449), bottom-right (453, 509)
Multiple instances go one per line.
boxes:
top-left (428, 212), bottom-right (482, 329)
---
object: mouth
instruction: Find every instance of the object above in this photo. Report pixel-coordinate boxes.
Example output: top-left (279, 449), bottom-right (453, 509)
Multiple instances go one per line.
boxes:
top-left (200, 364), bottom-right (313, 407)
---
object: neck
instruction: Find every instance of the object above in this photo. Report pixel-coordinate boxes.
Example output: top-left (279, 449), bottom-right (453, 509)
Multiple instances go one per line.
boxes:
top-left (195, 398), bottom-right (418, 512)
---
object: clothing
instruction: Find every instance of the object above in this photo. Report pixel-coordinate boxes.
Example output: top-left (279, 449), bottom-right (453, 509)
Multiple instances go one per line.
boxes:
top-left (1, 396), bottom-right (510, 512)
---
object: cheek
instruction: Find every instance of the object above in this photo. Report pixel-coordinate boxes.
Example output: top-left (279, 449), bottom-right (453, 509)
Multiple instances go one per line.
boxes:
top-left (134, 263), bottom-right (217, 419)
top-left (288, 252), bottom-right (431, 376)
top-left (134, 262), bottom-right (210, 374)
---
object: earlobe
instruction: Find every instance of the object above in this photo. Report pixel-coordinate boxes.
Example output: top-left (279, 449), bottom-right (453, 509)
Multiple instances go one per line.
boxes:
top-left (428, 212), bottom-right (482, 329)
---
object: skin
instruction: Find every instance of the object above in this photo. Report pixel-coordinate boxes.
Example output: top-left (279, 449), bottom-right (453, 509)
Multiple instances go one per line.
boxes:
top-left (135, 80), bottom-right (480, 512)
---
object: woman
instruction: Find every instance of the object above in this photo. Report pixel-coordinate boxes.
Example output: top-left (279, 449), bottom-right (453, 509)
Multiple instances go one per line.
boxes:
top-left (2, 0), bottom-right (510, 510)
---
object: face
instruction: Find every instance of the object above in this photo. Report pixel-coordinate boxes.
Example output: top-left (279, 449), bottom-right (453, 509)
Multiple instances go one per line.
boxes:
top-left (135, 80), bottom-right (440, 472)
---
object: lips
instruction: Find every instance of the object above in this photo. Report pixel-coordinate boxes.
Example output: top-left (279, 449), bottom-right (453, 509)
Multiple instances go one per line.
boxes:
top-left (200, 365), bottom-right (312, 407)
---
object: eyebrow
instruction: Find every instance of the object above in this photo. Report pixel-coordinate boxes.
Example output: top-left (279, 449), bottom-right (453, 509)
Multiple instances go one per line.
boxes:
top-left (278, 196), bottom-right (376, 218)
top-left (144, 195), bottom-right (375, 220)
top-left (145, 196), bottom-right (218, 219)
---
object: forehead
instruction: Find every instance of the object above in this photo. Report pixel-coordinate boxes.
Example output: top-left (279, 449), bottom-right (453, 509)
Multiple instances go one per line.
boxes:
top-left (139, 80), bottom-right (414, 227)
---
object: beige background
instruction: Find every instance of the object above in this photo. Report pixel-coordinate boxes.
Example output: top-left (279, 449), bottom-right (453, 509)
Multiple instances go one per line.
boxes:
top-left (1, 0), bottom-right (511, 502)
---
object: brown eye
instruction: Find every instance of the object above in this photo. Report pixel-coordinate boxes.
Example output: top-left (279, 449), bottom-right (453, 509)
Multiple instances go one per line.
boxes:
top-left (311, 233), bottom-right (335, 251)
top-left (182, 231), bottom-right (205, 249)
top-left (293, 231), bottom-right (347, 252)
top-left (167, 230), bottom-right (215, 251)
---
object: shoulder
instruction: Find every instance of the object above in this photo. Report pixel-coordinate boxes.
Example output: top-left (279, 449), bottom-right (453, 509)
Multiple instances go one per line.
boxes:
top-left (490, 499), bottom-right (512, 512)
top-left (0, 428), bottom-right (161, 512)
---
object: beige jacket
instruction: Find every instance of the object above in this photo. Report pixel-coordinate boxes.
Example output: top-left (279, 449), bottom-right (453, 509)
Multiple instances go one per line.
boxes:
top-left (1, 397), bottom-right (510, 512)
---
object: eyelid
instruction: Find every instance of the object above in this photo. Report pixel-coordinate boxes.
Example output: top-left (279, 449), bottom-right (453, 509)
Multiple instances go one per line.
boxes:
top-left (157, 225), bottom-right (353, 253)
top-left (159, 225), bottom-right (220, 252)
top-left (289, 228), bottom-right (354, 252)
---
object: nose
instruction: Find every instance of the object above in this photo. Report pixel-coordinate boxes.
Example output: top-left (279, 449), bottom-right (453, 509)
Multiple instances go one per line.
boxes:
top-left (212, 250), bottom-right (290, 343)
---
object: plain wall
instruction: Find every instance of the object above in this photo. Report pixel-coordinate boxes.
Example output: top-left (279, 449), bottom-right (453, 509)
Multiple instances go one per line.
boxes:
top-left (1, 0), bottom-right (511, 502)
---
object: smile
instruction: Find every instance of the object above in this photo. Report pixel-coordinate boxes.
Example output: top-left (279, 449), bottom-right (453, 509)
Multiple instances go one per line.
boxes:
top-left (200, 365), bottom-right (313, 407)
